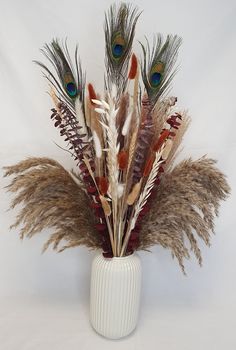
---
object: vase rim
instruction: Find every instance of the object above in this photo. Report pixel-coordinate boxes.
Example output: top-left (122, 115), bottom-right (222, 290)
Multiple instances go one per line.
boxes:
top-left (101, 252), bottom-right (136, 260)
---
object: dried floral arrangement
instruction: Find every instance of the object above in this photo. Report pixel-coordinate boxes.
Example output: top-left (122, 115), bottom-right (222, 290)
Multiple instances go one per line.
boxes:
top-left (4, 3), bottom-right (230, 273)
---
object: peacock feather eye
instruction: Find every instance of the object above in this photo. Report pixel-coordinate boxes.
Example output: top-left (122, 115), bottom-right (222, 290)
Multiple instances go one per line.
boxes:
top-left (113, 44), bottom-right (123, 58)
top-left (64, 72), bottom-right (78, 98)
top-left (149, 61), bottom-right (165, 88)
top-left (150, 72), bottom-right (162, 87)
top-left (66, 82), bottom-right (77, 97)
top-left (112, 33), bottom-right (125, 59)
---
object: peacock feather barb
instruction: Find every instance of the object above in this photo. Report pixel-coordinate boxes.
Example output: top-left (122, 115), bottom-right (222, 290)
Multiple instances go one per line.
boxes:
top-left (4, 3), bottom-right (230, 273)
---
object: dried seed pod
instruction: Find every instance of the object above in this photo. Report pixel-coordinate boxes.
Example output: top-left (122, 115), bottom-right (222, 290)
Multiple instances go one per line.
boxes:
top-left (100, 195), bottom-right (111, 216)
top-left (127, 180), bottom-right (142, 205)
top-left (98, 177), bottom-right (109, 195)
top-left (118, 149), bottom-right (128, 170)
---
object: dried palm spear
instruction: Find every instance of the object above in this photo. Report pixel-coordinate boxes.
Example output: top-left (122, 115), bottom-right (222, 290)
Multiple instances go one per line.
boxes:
top-left (4, 3), bottom-right (230, 273)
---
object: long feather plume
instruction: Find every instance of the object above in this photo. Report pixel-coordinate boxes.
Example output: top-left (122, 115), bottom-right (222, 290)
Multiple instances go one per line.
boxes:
top-left (34, 39), bottom-right (85, 108)
top-left (104, 3), bottom-right (140, 98)
top-left (141, 34), bottom-right (182, 107)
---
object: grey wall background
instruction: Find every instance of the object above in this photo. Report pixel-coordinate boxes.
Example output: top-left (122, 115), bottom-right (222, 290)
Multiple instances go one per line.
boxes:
top-left (0, 0), bottom-right (235, 349)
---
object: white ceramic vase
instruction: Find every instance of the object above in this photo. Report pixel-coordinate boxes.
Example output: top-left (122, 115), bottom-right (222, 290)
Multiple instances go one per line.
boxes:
top-left (90, 253), bottom-right (142, 339)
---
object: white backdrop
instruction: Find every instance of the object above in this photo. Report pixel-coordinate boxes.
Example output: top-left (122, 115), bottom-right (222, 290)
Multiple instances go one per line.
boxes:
top-left (0, 0), bottom-right (236, 349)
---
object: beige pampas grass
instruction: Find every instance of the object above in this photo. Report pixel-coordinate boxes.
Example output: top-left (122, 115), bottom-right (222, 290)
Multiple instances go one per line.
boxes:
top-left (4, 157), bottom-right (101, 252)
top-left (138, 157), bottom-right (230, 273)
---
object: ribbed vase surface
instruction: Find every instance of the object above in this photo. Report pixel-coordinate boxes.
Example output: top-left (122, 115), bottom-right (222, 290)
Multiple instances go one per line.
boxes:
top-left (90, 253), bottom-right (142, 339)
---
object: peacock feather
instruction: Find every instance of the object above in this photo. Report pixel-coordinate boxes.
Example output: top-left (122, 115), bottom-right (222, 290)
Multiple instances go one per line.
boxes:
top-left (34, 39), bottom-right (85, 108)
top-left (104, 3), bottom-right (140, 98)
top-left (141, 34), bottom-right (182, 107)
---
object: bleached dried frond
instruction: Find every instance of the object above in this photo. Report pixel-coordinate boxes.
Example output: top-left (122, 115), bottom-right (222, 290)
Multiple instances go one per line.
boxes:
top-left (138, 157), bottom-right (230, 273)
top-left (131, 152), bottom-right (163, 229)
top-left (4, 157), bottom-right (101, 252)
